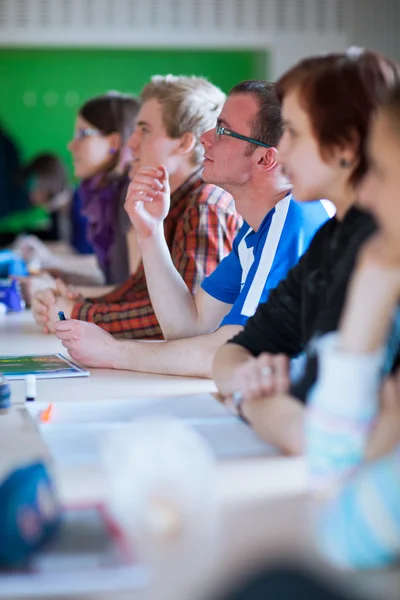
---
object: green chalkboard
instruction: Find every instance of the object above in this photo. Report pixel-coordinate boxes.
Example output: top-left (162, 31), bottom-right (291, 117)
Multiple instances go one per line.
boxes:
top-left (0, 48), bottom-right (268, 178)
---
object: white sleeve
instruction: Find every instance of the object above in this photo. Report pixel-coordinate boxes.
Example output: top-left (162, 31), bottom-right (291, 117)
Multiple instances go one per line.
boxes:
top-left (306, 333), bottom-right (384, 492)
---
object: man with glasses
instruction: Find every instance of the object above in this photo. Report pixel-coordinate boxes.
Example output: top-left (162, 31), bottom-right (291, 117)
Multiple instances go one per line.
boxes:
top-left (54, 80), bottom-right (331, 378)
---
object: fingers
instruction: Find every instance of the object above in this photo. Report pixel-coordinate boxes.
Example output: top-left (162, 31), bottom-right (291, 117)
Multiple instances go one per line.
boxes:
top-left (133, 172), bottom-right (164, 189)
top-left (32, 292), bottom-right (50, 325)
top-left (55, 319), bottom-right (90, 343)
top-left (272, 354), bottom-right (290, 394)
top-left (54, 319), bottom-right (80, 338)
top-left (55, 279), bottom-right (79, 300)
top-left (126, 180), bottom-right (163, 205)
top-left (126, 167), bottom-right (166, 203)
top-left (54, 326), bottom-right (73, 339)
top-left (41, 288), bottom-right (57, 306)
top-left (32, 288), bottom-right (58, 333)
top-left (14, 277), bottom-right (32, 305)
top-left (61, 339), bottom-right (74, 350)
top-left (133, 165), bottom-right (166, 179)
top-left (231, 357), bottom-right (268, 403)
top-left (156, 164), bottom-right (168, 183)
top-left (55, 319), bottom-right (75, 332)
top-left (125, 185), bottom-right (156, 207)
top-left (239, 355), bottom-right (275, 402)
top-left (55, 278), bottom-right (69, 296)
top-left (233, 353), bottom-right (290, 403)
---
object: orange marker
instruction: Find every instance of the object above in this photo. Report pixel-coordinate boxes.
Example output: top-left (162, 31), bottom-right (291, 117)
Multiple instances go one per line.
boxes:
top-left (39, 404), bottom-right (53, 423)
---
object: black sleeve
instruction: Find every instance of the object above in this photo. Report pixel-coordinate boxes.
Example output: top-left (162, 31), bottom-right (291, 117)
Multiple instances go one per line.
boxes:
top-left (228, 251), bottom-right (307, 358)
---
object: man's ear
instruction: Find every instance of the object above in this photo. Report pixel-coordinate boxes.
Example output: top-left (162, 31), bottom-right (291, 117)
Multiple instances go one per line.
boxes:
top-left (256, 146), bottom-right (279, 172)
top-left (176, 132), bottom-right (197, 156)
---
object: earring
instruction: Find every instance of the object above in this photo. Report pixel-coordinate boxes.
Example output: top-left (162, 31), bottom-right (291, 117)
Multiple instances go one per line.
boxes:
top-left (109, 148), bottom-right (117, 155)
top-left (340, 158), bottom-right (351, 168)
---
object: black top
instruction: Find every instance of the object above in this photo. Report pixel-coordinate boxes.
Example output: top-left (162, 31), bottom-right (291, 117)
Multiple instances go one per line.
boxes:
top-left (228, 206), bottom-right (378, 402)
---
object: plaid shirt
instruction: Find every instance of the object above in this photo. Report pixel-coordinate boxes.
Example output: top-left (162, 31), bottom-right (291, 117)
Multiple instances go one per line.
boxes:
top-left (71, 169), bottom-right (241, 338)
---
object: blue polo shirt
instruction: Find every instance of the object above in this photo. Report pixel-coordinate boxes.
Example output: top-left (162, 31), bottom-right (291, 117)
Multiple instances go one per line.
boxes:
top-left (201, 195), bottom-right (333, 327)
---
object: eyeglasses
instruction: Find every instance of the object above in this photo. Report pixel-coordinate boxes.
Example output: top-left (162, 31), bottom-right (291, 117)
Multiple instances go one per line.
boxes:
top-left (72, 127), bottom-right (102, 141)
top-left (215, 123), bottom-right (273, 149)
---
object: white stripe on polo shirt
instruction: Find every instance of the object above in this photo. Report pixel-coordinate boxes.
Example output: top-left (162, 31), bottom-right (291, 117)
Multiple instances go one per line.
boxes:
top-left (240, 195), bottom-right (290, 318)
top-left (238, 228), bottom-right (255, 288)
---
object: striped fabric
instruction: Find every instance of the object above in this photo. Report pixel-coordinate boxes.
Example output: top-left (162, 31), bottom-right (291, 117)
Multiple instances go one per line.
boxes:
top-left (202, 195), bottom-right (330, 327)
top-left (71, 169), bottom-right (241, 339)
top-left (307, 333), bottom-right (400, 568)
top-left (306, 334), bottom-right (383, 492)
top-left (319, 446), bottom-right (400, 569)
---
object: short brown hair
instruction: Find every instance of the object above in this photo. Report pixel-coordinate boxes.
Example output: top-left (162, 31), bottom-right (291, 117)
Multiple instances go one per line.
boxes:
top-left (229, 80), bottom-right (283, 153)
top-left (140, 75), bottom-right (226, 166)
top-left (276, 49), bottom-right (400, 185)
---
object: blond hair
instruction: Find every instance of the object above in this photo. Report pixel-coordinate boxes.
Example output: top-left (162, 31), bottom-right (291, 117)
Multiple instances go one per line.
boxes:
top-left (140, 75), bottom-right (226, 166)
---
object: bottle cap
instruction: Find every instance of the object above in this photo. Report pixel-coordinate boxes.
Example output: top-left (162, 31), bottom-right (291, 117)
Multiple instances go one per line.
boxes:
top-left (25, 374), bottom-right (36, 401)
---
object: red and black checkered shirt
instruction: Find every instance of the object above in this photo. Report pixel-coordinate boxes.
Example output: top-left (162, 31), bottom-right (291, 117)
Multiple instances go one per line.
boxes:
top-left (71, 169), bottom-right (241, 338)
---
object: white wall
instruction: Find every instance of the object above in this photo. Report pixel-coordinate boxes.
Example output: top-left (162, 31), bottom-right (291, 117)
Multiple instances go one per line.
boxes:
top-left (0, 0), bottom-right (397, 79)
top-left (349, 0), bottom-right (400, 63)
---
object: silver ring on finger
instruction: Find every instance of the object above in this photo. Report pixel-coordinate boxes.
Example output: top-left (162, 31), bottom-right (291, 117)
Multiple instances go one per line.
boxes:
top-left (261, 365), bottom-right (273, 378)
top-left (137, 190), bottom-right (145, 196)
top-left (232, 390), bottom-right (244, 412)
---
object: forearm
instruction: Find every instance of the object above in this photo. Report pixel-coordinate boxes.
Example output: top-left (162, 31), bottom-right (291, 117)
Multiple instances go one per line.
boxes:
top-left (71, 299), bottom-right (163, 339)
top-left (212, 343), bottom-right (254, 397)
top-left (110, 325), bottom-right (242, 377)
top-left (340, 265), bottom-right (399, 353)
top-left (48, 254), bottom-right (105, 286)
top-left (75, 285), bottom-right (115, 299)
top-left (242, 393), bottom-right (305, 455)
top-left (126, 227), bottom-right (142, 275)
top-left (138, 230), bottom-right (201, 339)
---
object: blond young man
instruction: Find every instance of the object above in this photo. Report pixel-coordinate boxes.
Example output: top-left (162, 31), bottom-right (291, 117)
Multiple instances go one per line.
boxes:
top-left (32, 75), bottom-right (241, 338)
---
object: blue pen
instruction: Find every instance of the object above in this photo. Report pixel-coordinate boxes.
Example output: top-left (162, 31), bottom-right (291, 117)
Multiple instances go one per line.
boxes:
top-left (58, 311), bottom-right (66, 321)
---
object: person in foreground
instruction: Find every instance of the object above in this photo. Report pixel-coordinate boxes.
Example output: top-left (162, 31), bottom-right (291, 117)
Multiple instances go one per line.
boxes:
top-left (213, 89), bottom-right (400, 600)
top-left (212, 48), bottom-right (400, 454)
top-left (54, 81), bottom-right (329, 377)
top-left (308, 83), bottom-right (400, 570)
top-left (32, 75), bottom-right (241, 339)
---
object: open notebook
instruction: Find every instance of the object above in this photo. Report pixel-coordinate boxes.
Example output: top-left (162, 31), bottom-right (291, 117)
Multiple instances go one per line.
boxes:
top-left (26, 394), bottom-right (277, 462)
top-left (0, 354), bottom-right (89, 380)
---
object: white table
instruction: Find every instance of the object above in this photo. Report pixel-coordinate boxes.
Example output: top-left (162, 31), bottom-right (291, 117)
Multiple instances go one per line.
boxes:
top-left (1, 311), bottom-right (218, 402)
top-left (1, 311), bottom-right (399, 600)
top-left (0, 311), bottom-right (308, 502)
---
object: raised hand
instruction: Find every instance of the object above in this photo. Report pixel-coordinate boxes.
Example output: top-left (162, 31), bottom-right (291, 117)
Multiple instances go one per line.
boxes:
top-left (124, 165), bottom-right (170, 238)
